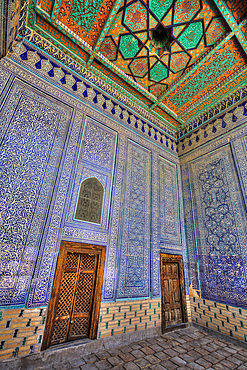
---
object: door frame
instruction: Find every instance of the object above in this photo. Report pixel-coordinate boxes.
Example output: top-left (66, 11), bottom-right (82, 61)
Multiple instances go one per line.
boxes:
top-left (160, 253), bottom-right (188, 332)
top-left (42, 241), bottom-right (106, 350)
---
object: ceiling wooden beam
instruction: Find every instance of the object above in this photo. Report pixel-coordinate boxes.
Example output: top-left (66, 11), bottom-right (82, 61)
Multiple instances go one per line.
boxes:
top-left (213, 0), bottom-right (247, 53)
top-left (180, 63), bottom-right (247, 123)
top-left (149, 31), bottom-right (234, 112)
top-left (87, 0), bottom-right (123, 67)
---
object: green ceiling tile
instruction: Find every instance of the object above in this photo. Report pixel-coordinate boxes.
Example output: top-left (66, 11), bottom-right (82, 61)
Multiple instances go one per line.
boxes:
top-left (119, 35), bottom-right (140, 59)
top-left (149, 0), bottom-right (173, 20)
top-left (178, 21), bottom-right (204, 49)
top-left (150, 61), bottom-right (168, 82)
top-left (124, 1), bottom-right (147, 32)
top-left (70, 0), bottom-right (102, 32)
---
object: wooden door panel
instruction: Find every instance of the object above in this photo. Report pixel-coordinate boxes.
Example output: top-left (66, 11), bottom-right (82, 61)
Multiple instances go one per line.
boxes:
top-left (74, 272), bottom-right (94, 314)
top-left (50, 252), bottom-right (79, 345)
top-left (69, 254), bottom-right (97, 341)
top-left (42, 242), bottom-right (106, 350)
top-left (70, 317), bottom-right (89, 338)
top-left (81, 253), bottom-right (96, 270)
top-left (66, 252), bottom-right (80, 269)
top-left (56, 272), bottom-right (77, 316)
top-left (166, 264), bottom-right (172, 275)
top-left (163, 280), bottom-right (170, 304)
top-left (48, 251), bottom-right (99, 345)
top-left (161, 257), bottom-right (185, 330)
top-left (172, 263), bottom-right (178, 275)
top-left (51, 318), bottom-right (70, 344)
top-left (173, 279), bottom-right (180, 303)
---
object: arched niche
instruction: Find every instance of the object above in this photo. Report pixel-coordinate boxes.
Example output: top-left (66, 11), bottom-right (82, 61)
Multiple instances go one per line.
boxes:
top-left (75, 177), bottom-right (104, 224)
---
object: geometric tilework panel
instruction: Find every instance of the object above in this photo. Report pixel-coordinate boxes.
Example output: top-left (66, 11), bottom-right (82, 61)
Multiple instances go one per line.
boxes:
top-left (180, 159), bottom-right (200, 293)
top-left (188, 145), bottom-right (247, 308)
top-left (27, 108), bottom-right (81, 308)
top-left (66, 117), bottom-right (117, 231)
top-left (117, 140), bottom-right (151, 299)
top-left (159, 156), bottom-right (181, 245)
top-left (80, 117), bottom-right (117, 172)
top-left (0, 83), bottom-right (71, 306)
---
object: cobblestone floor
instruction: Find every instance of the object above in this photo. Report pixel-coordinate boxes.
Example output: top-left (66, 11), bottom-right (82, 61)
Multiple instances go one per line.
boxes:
top-left (48, 327), bottom-right (247, 370)
top-left (3, 326), bottom-right (247, 370)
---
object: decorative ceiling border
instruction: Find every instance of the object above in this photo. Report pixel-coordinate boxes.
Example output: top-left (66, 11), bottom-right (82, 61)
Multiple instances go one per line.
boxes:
top-left (177, 97), bottom-right (247, 156)
top-left (22, 29), bottom-right (179, 133)
top-left (177, 84), bottom-right (247, 138)
top-left (7, 40), bottom-right (178, 153)
top-left (12, 0), bottom-right (247, 131)
top-left (180, 63), bottom-right (247, 120)
top-left (29, 0), bottom-right (165, 107)
top-left (150, 30), bottom-right (232, 111)
top-left (23, 0), bottom-right (182, 128)
top-left (55, 17), bottom-right (160, 102)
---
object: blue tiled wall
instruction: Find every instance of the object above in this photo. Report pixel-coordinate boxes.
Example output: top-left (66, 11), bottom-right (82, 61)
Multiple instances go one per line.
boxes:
top-left (181, 120), bottom-right (247, 309)
top-left (0, 81), bottom-right (72, 307)
top-left (0, 57), bottom-right (187, 311)
top-left (116, 140), bottom-right (151, 299)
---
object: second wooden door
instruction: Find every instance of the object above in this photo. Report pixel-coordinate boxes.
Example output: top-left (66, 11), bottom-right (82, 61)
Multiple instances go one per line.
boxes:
top-left (160, 254), bottom-right (187, 331)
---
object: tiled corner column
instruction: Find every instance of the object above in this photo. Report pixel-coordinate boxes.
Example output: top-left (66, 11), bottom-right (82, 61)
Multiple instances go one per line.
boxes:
top-left (190, 297), bottom-right (247, 342)
top-left (186, 295), bottom-right (192, 323)
top-left (0, 307), bottom-right (47, 360)
top-left (98, 299), bottom-right (162, 338)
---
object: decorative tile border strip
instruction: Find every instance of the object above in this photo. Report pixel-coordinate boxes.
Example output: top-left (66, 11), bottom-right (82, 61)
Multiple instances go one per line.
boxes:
top-left (9, 41), bottom-right (178, 153)
top-left (178, 87), bottom-right (247, 139)
top-left (179, 63), bottom-right (247, 121)
top-left (177, 99), bottom-right (247, 155)
top-left (15, 25), bottom-right (178, 135)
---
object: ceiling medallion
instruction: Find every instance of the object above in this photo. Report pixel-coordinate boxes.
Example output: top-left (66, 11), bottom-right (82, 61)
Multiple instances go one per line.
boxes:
top-left (150, 24), bottom-right (174, 57)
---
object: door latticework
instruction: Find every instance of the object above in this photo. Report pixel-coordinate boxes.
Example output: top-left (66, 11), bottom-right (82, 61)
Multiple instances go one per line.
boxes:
top-left (42, 242), bottom-right (105, 350)
top-left (51, 252), bottom-right (97, 345)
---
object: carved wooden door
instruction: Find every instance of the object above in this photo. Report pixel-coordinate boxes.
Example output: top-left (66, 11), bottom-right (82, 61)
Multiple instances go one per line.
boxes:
top-left (161, 260), bottom-right (183, 328)
top-left (50, 251), bottom-right (98, 345)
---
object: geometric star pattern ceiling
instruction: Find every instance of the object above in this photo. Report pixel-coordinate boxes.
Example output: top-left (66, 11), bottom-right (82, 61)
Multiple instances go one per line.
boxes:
top-left (25, 0), bottom-right (247, 129)
top-left (99, 0), bottom-right (228, 98)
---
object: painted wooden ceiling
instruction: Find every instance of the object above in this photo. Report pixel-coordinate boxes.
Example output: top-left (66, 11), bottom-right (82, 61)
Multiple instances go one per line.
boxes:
top-left (26, 0), bottom-right (247, 129)
top-left (99, 0), bottom-right (228, 95)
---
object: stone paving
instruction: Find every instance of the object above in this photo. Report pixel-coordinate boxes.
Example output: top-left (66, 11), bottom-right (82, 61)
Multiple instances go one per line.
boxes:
top-left (50, 327), bottom-right (247, 370)
top-left (72, 327), bottom-right (247, 370)
top-left (3, 326), bottom-right (247, 370)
